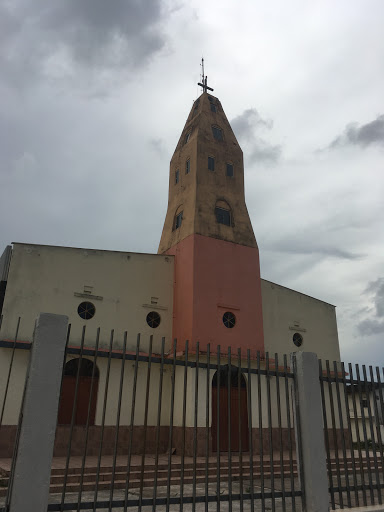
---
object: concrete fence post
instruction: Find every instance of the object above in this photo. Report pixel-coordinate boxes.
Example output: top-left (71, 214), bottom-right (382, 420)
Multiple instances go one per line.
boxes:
top-left (9, 313), bottom-right (68, 512)
top-left (291, 351), bottom-right (329, 512)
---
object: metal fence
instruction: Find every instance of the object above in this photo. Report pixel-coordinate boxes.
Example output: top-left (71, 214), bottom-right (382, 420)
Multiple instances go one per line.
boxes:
top-left (0, 316), bottom-right (28, 511)
top-left (319, 359), bottom-right (384, 509)
top-left (0, 314), bottom-right (302, 512)
top-left (4, 313), bottom-right (384, 512)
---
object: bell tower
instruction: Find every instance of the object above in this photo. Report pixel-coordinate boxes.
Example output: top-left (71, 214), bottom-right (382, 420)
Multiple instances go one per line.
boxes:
top-left (158, 74), bottom-right (264, 354)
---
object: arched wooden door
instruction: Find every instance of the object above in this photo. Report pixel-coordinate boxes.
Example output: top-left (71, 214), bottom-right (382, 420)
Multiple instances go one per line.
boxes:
top-left (58, 358), bottom-right (99, 425)
top-left (212, 365), bottom-right (249, 452)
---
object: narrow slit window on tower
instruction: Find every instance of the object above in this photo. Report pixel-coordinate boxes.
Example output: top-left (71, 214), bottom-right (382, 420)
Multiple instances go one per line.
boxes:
top-left (185, 132), bottom-right (191, 144)
top-left (175, 169), bottom-right (180, 184)
top-left (174, 211), bottom-right (183, 230)
top-left (226, 163), bottom-right (234, 177)
top-left (212, 126), bottom-right (223, 141)
top-left (186, 159), bottom-right (190, 174)
top-left (210, 103), bottom-right (217, 113)
top-left (208, 156), bottom-right (215, 171)
top-left (215, 207), bottom-right (231, 226)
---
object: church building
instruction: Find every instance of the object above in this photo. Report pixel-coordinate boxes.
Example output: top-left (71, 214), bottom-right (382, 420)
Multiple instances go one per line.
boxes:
top-left (0, 79), bottom-right (341, 457)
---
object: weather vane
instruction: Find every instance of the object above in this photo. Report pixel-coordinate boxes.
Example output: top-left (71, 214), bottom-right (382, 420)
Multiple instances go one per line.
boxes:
top-left (198, 58), bottom-right (214, 93)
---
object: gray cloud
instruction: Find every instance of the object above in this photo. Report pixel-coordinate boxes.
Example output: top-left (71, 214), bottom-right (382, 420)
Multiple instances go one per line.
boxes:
top-left (365, 277), bottom-right (384, 318)
top-left (357, 318), bottom-right (384, 336)
top-left (231, 109), bottom-right (272, 139)
top-left (149, 138), bottom-right (167, 156)
top-left (328, 114), bottom-right (384, 149)
top-left (357, 277), bottom-right (384, 336)
top-left (0, 0), bottom-right (167, 88)
top-left (268, 238), bottom-right (363, 261)
top-left (231, 109), bottom-right (281, 163)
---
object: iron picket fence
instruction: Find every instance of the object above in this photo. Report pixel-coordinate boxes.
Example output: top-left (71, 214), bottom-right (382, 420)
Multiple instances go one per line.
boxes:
top-left (0, 317), bottom-right (302, 511)
top-left (319, 359), bottom-right (384, 509)
top-left (0, 316), bottom-right (31, 512)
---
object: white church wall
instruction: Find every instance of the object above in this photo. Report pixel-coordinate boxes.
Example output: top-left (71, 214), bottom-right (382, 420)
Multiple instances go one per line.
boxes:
top-left (246, 363), bottom-right (290, 429)
top-left (91, 358), bottom-right (173, 427)
top-left (0, 243), bottom-right (174, 354)
top-left (173, 365), bottom-right (205, 428)
top-left (261, 279), bottom-right (340, 362)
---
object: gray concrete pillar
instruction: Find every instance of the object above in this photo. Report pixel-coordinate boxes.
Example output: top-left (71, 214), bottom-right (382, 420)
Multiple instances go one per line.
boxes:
top-left (291, 351), bottom-right (329, 512)
top-left (9, 313), bottom-right (68, 512)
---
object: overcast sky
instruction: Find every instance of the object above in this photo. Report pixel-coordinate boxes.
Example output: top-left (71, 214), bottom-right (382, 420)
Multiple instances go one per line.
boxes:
top-left (0, 0), bottom-right (383, 366)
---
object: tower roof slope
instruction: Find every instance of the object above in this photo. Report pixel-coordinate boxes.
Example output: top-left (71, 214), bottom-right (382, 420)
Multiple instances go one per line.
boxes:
top-left (158, 92), bottom-right (257, 253)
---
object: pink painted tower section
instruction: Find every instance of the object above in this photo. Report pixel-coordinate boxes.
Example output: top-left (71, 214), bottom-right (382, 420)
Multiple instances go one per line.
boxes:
top-left (158, 91), bottom-right (264, 354)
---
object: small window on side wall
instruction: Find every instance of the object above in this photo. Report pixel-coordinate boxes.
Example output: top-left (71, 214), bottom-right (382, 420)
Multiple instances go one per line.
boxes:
top-left (174, 211), bottom-right (183, 230)
top-left (146, 311), bottom-right (161, 328)
top-left (185, 132), bottom-right (191, 144)
top-left (210, 103), bottom-right (217, 113)
top-left (175, 169), bottom-right (180, 184)
top-left (186, 159), bottom-right (190, 174)
top-left (208, 156), bottom-right (215, 171)
top-left (293, 333), bottom-right (303, 347)
top-left (226, 163), bottom-right (234, 177)
top-left (77, 302), bottom-right (96, 320)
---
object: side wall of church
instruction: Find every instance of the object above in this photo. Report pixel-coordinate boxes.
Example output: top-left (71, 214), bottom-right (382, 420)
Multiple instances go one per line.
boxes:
top-left (261, 279), bottom-right (341, 362)
top-left (0, 243), bottom-right (174, 354)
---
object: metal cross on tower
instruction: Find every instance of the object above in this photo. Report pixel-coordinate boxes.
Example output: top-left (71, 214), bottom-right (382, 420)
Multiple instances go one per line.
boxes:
top-left (197, 58), bottom-right (214, 93)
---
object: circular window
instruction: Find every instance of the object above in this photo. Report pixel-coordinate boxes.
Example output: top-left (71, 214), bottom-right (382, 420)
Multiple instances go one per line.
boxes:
top-left (146, 311), bottom-right (161, 329)
top-left (293, 332), bottom-right (303, 347)
top-left (223, 312), bottom-right (236, 329)
top-left (77, 302), bottom-right (96, 320)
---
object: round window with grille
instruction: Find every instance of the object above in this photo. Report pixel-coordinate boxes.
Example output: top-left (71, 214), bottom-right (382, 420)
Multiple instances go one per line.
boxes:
top-left (146, 311), bottom-right (161, 328)
top-left (223, 311), bottom-right (236, 329)
top-left (293, 332), bottom-right (303, 347)
top-left (77, 302), bottom-right (96, 320)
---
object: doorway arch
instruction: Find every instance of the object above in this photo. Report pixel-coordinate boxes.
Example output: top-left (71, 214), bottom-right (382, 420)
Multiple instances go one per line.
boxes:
top-left (211, 365), bottom-right (249, 452)
top-left (58, 358), bottom-right (99, 426)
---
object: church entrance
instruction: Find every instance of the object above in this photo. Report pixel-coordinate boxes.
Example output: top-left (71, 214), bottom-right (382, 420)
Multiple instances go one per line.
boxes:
top-left (58, 358), bottom-right (99, 425)
top-left (211, 365), bottom-right (249, 452)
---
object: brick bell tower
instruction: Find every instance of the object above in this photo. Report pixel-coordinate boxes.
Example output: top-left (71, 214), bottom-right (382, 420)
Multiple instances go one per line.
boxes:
top-left (158, 73), bottom-right (264, 354)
